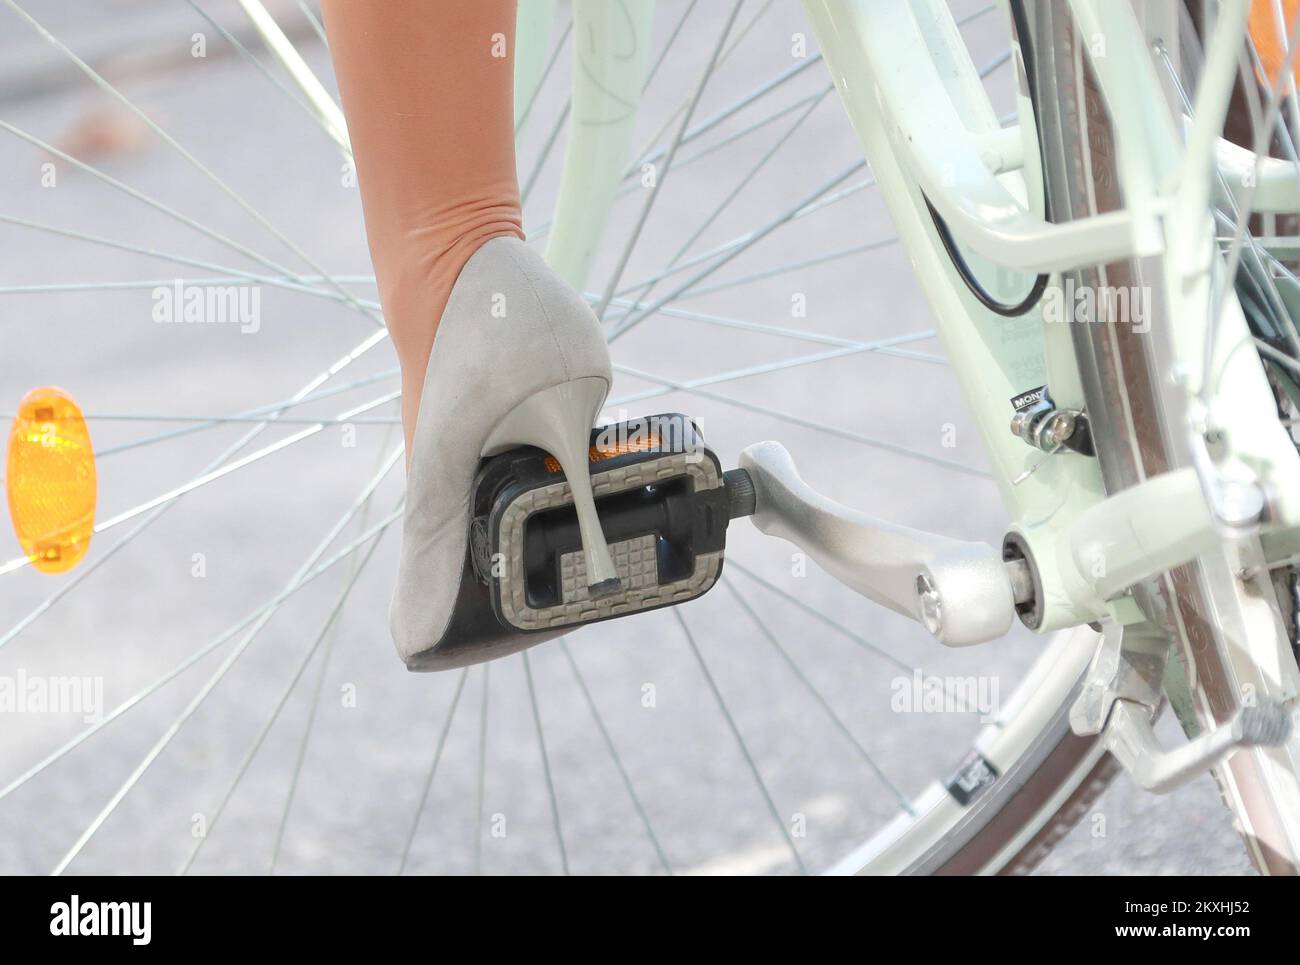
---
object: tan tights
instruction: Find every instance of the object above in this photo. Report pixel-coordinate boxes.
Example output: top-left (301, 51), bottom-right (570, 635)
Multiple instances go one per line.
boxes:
top-left (321, 0), bottom-right (524, 454)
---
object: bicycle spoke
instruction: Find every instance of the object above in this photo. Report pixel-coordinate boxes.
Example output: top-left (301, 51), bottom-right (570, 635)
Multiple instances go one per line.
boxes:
top-left (520, 101), bottom-right (570, 206)
top-left (672, 237), bottom-right (899, 300)
top-left (1201, 3), bottom-right (1300, 393)
top-left (643, 0), bottom-right (699, 93)
top-left (608, 184), bottom-right (871, 302)
top-left (91, 370), bottom-right (400, 459)
top-left (679, 85), bottom-right (832, 269)
top-left (516, 18), bottom-right (572, 136)
top-left (598, 298), bottom-right (941, 358)
top-left (43, 500), bottom-right (402, 874)
top-left (186, 0), bottom-right (340, 148)
top-left (0, 273), bottom-right (377, 296)
top-left (673, 610), bottom-right (807, 875)
top-left (528, 92), bottom-right (828, 240)
top-left (612, 360), bottom-right (989, 477)
top-left (473, 664), bottom-right (490, 876)
top-left (0, 214), bottom-right (380, 312)
top-left (726, 559), bottom-right (982, 715)
top-left (558, 639), bottom-right (673, 874)
top-left (627, 56), bottom-right (824, 181)
top-left (295, 0), bottom-right (329, 48)
top-left (0, 122), bottom-right (362, 317)
top-left (721, 578), bottom-right (915, 815)
top-left (594, 1), bottom-right (746, 319)
top-left (606, 46), bottom-right (1006, 327)
top-left (396, 669), bottom-right (471, 876)
top-left (608, 341), bottom-right (940, 409)
top-left (268, 430), bottom-right (398, 873)
top-left (179, 492), bottom-right (397, 875)
top-left (0, 498), bottom-right (401, 816)
top-left (621, 83), bottom-right (834, 316)
top-left (1, 0), bottom-right (382, 325)
top-left (522, 651), bottom-right (569, 875)
top-left (607, 161), bottom-right (867, 339)
top-left (1155, 37), bottom-right (1300, 364)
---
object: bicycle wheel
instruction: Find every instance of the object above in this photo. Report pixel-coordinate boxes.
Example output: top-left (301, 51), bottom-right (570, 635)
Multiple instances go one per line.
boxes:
top-left (0, 0), bottom-right (1256, 875)
top-left (1024, 0), bottom-right (1300, 874)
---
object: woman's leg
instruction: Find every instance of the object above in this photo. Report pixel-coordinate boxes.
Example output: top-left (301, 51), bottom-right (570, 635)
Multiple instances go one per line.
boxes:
top-left (320, 0), bottom-right (524, 455)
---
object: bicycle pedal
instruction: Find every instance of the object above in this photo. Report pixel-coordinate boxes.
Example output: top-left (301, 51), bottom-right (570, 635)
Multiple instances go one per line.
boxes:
top-left (428, 413), bottom-right (754, 668)
top-left (473, 412), bottom-right (753, 630)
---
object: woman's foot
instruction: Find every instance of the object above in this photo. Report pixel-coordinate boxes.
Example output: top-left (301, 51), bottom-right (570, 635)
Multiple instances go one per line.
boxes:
top-left (391, 237), bottom-right (618, 669)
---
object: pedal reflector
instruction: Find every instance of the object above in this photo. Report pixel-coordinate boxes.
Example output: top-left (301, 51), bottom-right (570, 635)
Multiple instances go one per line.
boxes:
top-left (6, 387), bottom-right (97, 573)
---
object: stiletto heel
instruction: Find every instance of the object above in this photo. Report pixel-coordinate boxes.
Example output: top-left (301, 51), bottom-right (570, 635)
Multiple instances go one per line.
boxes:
top-left (483, 377), bottom-right (623, 597)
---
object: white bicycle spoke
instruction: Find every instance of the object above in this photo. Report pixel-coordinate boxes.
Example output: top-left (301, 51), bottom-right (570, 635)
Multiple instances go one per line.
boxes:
top-left (0, 214), bottom-right (380, 312)
top-left (678, 237), bottom-right (900, 300)
top-left (295, 0), bottom-right (329, 48)
top-left (180, 491), bottom-right (399, 875)
top-left (1, 0), bottom-right (382, 326)
top-left (608, 339), bottom-right (940, 409)
top-left (627, 56), bottom-right (824, 182)
top-left (0, 121), bottom-right (360, 312)
top-left (268, 418), bottom-right (398, 872)
top-left (528, 91), bottom-right (831, 240)
top-left (396, 669), bottom-right (471, 876)
top-left (91, 370), bottom-right (400, 459)
top-left (0, 489), bottom-right (400, 815)
top-left (558, 639), bottom-right (673, 874)
top-left (594, 1), bottom-right (746, 319)
top-left (47, 504), bottom-right (401, 875)
top-left (674, 609), bottom-right (807, 875)
top-left (620, 83), bottom-right (836, 317)
top-left (522, 650), bottom-right (569, 875)
top-left (721, 578), bottom-right (916, 816)
top-left (473, 664), bottom-right (490, 876)
top-left (612, 359), bottom-right (987, 476)
top-left (1201, 2), bottom-right (1300, 393)
top-left (597, 297), bottom-right (938, 357)
top-left (516, 18), bottom-right (572, 136)
top-left (608, 161), bottom-right (868, 339)
top-left (185, 0), bottom-right (341, 149)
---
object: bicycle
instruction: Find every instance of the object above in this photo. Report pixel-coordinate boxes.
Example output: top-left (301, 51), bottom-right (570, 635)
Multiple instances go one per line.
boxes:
top-left (1, 0), bottom-right (1298, 875)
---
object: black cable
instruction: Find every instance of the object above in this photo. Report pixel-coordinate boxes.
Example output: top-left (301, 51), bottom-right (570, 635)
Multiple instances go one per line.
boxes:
top-left (920, 0), bottom-right (1049, 317)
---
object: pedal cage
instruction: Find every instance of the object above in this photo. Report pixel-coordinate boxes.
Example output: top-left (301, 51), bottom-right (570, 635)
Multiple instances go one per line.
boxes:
top-left (469, 412), bottom-right (735, 636)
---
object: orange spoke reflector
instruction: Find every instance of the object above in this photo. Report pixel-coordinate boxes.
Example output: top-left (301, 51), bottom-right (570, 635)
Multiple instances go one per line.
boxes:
top-left (5, 387), bottom-right (97, 574)
top-left (1249, 0), bottom-right (1300, 87)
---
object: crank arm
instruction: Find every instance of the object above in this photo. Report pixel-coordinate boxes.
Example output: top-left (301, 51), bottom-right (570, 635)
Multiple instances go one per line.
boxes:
top-left (739, 441), bottom-right (1029, 646)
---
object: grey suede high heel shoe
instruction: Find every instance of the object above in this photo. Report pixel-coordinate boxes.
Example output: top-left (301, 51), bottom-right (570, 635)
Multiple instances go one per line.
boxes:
top-left (392, 236), bottom-right (620, 671)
